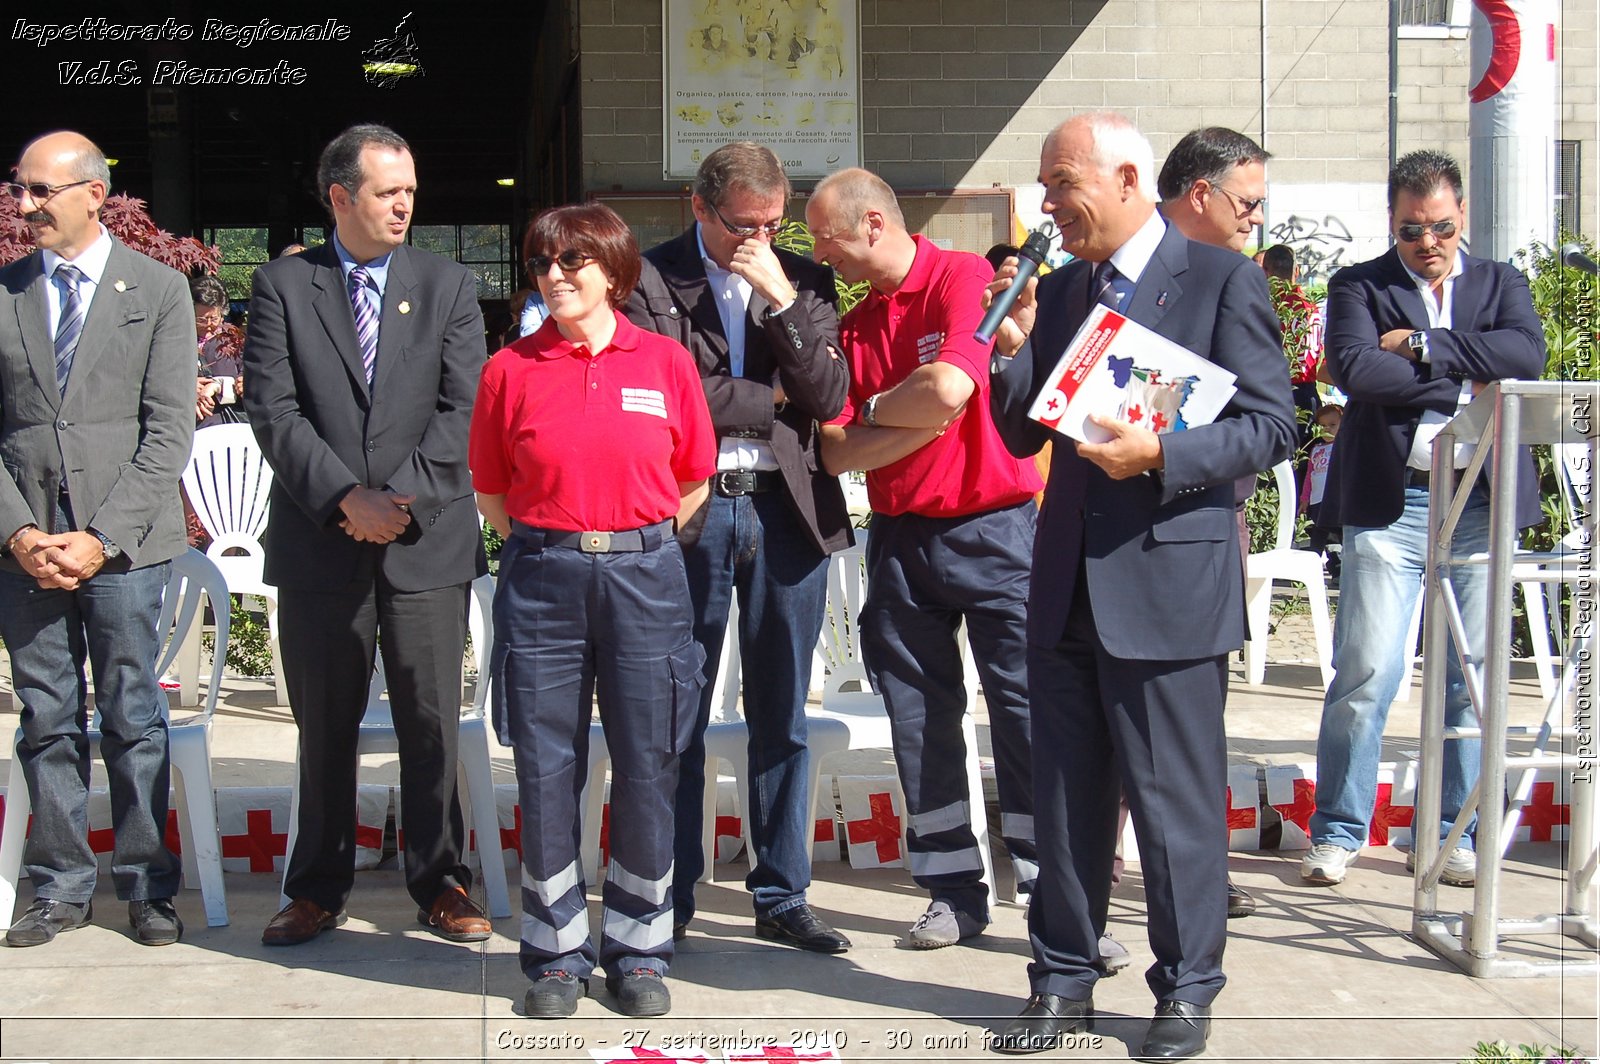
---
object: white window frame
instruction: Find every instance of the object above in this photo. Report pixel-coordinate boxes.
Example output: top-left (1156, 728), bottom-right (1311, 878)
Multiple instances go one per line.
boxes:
top-left (1399, 0), bottom-right (1471, 39)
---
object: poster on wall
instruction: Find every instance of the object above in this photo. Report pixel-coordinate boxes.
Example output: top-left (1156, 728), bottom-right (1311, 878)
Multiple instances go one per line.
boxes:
top-left (663, 0), bottom-right (859, 179)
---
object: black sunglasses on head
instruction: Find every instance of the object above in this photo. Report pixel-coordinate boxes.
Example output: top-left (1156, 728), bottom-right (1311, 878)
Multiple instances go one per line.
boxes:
top-left (1397, 220), bottom-right (1457, 243)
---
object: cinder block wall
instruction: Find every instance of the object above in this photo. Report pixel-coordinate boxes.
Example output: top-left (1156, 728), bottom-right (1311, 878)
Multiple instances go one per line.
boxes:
top-left (578, 0), bottom-right (1588, 265)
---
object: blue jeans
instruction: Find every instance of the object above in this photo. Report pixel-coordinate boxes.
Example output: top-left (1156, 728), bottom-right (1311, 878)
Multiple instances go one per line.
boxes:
top-left (674, 491), bottom-right (829, 921)
top-left (1311, 482), bottom-right (1488, 851)
top-left (0, 561), bottom-right (180, 902)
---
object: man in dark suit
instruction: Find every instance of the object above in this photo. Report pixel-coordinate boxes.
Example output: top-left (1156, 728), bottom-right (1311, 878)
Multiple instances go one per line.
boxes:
top-left (987, 113), bottom-right (1294, 1060)
top-left (624, 141), bottom-right (853, 953)
top-left (244, 124), bottom-right (490, 946)
top-left (1155, 125), bottom-right (1274, 922)
top-left (1301, 150), bottom-right (1545, 890)
top-left (0, 131), bottom-right (195, 948)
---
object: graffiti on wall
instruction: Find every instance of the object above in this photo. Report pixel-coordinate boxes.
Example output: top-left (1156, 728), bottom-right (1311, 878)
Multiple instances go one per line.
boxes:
top-left (1268, 214), bottom-right (1355, 282)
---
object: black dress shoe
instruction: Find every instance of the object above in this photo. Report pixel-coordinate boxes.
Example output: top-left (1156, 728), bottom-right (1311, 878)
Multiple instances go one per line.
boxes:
top-left (992, 993), bottom-right (1094, 1054)
top-left (672, 920), bottom-right (689, 942)
top-left (1135, 1000), bottom-right (1212, 1061)
top-left (129, 898), bottom-right (183, 946)
top-left (6, 898), bottom-right (91, 947)
top-left (1226, 879), bottom-right (1256, 918)
top-left (754, 904), bottom-right (850, 953)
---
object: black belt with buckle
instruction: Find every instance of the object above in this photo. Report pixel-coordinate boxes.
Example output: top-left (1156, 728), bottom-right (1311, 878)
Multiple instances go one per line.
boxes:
top-left (510, 519), bottom-right (673, 553)
top-left (714, 470), bottom-right (782, 497)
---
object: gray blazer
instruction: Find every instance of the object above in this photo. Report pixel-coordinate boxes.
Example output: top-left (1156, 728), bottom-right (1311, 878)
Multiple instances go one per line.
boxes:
top-left (0, 238), bottom-right (195, 571)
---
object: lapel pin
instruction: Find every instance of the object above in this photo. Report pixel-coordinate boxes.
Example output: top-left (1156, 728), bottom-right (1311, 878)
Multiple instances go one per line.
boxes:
top-left (113, 279), bottom-right (127, 292)
top-left (398, 301), bottom-right (411, 315)
top-left (1156, 291), bottom-right (1167, 307)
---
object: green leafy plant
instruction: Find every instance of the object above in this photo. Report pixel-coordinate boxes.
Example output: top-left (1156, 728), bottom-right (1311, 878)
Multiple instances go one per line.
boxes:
top-left (1511, 232), bottom-right (1599, 382)
top-left (1460, 1039), bottom-right (1587, 1064)
top-left (201, 595), bottom-right (275, 677)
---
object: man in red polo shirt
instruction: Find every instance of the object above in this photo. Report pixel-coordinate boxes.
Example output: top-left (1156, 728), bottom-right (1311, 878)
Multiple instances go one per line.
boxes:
top-left (807, 168), bottom-right (1050, 950)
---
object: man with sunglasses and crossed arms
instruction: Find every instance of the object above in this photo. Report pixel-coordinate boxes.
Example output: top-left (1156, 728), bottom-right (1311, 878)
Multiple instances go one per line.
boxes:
top-left (1301, 150), bottom-right (1545, 888)
top-left (625, 141), bottom-right (853, 953)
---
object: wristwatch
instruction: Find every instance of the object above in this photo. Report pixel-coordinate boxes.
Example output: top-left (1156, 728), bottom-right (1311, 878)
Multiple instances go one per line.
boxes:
top-left (1407, 330), bottom-right (1428, 362)
top-left (862, 392), bottom-right (882, 428)
top-left (90, 528), bottom-right (122, 560)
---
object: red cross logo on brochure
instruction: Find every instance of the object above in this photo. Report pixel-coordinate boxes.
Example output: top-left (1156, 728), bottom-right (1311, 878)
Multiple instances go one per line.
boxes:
top-left (1043, 390), bottom-right (1066, 418)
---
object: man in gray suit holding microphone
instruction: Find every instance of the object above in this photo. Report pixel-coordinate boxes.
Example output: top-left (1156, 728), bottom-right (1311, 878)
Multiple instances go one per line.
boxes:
top-left (0, 131), bottom-right (196, 948)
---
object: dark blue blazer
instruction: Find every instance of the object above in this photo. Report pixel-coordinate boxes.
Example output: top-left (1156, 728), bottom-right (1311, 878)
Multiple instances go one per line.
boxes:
top-left (1320, 248), bottom-right (1547, 529)
top-left (990, 222), bottom-right (1296, 659)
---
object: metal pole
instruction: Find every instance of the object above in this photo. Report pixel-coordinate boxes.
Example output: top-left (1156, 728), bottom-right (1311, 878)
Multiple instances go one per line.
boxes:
top-left (1468, 390), bottom-right (1523, 958)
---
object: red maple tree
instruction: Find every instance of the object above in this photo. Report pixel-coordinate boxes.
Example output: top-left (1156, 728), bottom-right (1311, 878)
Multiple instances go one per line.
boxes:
top-left (1, 192), bottom-right (219, 274)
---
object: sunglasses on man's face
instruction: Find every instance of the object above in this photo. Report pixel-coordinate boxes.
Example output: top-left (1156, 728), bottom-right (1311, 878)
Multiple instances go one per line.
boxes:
top-left (3, 179), bottom-right (92, 203)
top-left (527, 250), bottom-right (594, 274)
top-left (1396, 220), bottom-right (1457, 243)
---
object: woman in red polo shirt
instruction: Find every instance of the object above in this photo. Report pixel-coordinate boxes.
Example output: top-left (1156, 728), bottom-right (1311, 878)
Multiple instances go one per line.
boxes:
top-left (469, 203), bottom-right (715, 1023)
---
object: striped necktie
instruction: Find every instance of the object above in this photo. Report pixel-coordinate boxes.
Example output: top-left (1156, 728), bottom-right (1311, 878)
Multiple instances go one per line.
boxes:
top-left (348, 265), bottom-right (379, 387)
top-left (1090, 260), bottom-right (1131, 312)
top-left (53, 263), bottom-right (87, 395)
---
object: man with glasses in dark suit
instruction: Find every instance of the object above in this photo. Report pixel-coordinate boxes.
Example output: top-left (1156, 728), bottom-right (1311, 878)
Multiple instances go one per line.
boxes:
top-left (624, 140), bottom-right (853, 954)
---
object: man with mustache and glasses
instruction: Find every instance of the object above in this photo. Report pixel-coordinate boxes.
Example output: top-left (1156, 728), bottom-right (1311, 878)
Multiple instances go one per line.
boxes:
top-left (1301, 150), bottom-right (1546, 890)
top-left (0, 131), bottom-right (195, 948)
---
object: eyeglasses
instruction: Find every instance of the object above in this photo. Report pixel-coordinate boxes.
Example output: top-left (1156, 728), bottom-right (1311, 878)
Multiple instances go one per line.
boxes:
top-left (1396, 220), bottom-right (1458, 243)
top-left (527, 249), bottom-right (595, 274)
top-left (1212, 184), bottom-right (1266, 216)
top-left (3, 179), bottom-right (93, 203)
top-left (709, 200), bottom-right (786, 239)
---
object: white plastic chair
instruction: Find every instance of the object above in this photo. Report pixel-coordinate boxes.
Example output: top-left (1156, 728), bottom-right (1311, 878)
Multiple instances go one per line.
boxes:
top-left (805, 533), bottom-right (1000, 900)
top-left (1243, 460), bottom-right (1335, 687)
top-left (280, 573), bottom-right (510, 918)
top-left (1, 549), bottom-right (233, 927)
top-left (180, 424), bottom-right (287, 706)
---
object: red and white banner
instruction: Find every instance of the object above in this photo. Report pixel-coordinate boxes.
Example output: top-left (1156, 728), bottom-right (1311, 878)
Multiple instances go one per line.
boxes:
top-left (838, 775), bottom-right (904, 869)
top-left (1226, 763), bottom-right (1262, 851)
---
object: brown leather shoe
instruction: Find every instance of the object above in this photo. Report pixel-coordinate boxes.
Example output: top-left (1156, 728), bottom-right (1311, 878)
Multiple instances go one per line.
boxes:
top-left (419, 886), bottom-right (491, 942)
top-left (262, 898), bottom-right (345, 946)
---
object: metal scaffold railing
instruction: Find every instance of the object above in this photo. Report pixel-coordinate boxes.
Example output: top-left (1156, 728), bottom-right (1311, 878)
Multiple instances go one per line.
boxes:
top-left (1412, 379), bottom-right (1599, 978)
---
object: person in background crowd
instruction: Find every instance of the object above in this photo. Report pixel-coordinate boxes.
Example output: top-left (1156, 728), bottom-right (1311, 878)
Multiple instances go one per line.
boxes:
top-left (1297, 402), bottom-right (1343, 584)
top-left (0, 130), bottom-right (195, 949)
top-left (988, 112), bottom-right (1293, 1059)
top-left (472, 202), bottom-right (714, 1021)
top-left (1301, 150), bottom-right (1546, 890)
top-left (624, 141), bottom-right (854, 955)
top-left (1261, 243), bottom-right (1325, 432)
top-left (191, 275), bottom-right (245, 429)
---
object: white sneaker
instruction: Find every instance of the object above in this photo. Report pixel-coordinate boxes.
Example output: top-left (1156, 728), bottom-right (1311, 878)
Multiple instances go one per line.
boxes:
top-left (1301, 843), bottom-right (1359, 885)
top-left (1406, 846), bottom-right (1477, 887)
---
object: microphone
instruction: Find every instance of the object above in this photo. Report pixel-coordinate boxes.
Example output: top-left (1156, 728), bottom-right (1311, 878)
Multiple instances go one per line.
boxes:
top-left (1559, 243), bottom-right (1599, 275)
top-left (975, 225), bottom-right (1055, 344)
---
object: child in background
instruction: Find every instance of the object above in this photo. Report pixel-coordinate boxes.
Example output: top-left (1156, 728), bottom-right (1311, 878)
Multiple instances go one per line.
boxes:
top-left (1299, 402), bottom-right (1343, 583)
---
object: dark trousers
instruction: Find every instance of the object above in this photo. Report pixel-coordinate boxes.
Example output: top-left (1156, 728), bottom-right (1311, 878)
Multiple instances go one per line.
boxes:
top-left (278, 575), bottom-right (471, 913)
top-left (674, 490), bottom-right (829, 921)
top-left (860, 501), bottom-right (1038, 918)
top-left (492, 527), bottom-right (701, 980)
top-left (1026, 574), bottom-right (1229, 1006)
top-left (0, 561), bottom-right (180, 903)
